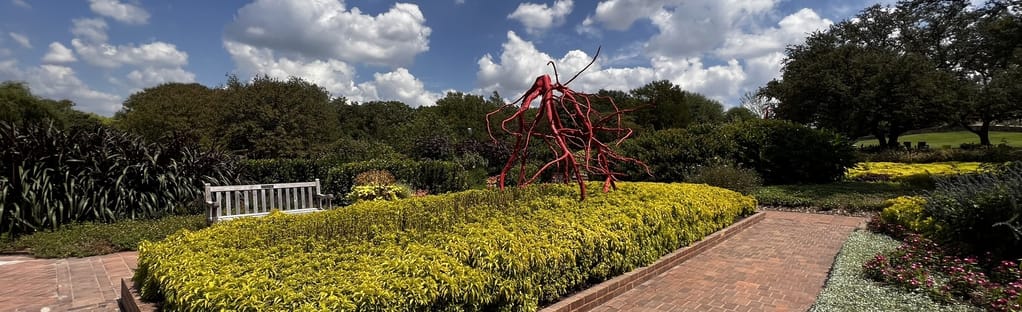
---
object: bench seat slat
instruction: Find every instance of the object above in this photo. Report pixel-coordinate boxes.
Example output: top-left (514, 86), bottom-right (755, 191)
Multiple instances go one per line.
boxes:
top-left (204, 180), bottom-right (332, 223)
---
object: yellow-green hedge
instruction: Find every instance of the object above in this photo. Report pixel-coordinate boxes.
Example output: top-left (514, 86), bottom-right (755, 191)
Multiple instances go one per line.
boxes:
top-left (135, 182), bottom-right (756, 311)
top-left (879, 196), bottom-right (939, 235)
top-left (845, 162), bottom-right (983, 182)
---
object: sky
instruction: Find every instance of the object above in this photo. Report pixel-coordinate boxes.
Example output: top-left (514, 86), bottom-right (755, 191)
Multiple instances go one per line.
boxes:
top-left (0, 0), bottom-right (901, 116)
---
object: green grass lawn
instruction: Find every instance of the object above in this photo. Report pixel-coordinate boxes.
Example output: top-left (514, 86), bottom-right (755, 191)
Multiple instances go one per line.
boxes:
top-left (855, 131), bottom-right (1022, 148)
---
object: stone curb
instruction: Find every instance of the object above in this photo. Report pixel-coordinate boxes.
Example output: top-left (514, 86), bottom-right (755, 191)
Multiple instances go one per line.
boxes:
top-left (539, 211), bottom-right (767, 312)
top-left (119, 212), bottom-right (767, 312)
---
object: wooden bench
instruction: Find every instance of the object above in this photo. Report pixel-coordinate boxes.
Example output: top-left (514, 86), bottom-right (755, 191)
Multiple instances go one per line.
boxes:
top-left (204, 179), bottom-right (334, 222)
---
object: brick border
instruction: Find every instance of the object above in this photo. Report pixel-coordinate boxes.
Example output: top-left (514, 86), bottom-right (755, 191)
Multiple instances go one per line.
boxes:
top-left (118, 212), bottom-right (766, 312)
top-left (120, 278), bottom-right (158, 312)
top-left (540, 211), bottom-right (766, 312)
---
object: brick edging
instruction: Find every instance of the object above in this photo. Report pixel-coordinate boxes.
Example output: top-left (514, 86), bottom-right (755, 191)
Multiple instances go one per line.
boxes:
top-left (120, 278), bottom-right (158, 312)
top-left (539, 211), bottom-right (767, 312)
top-left (118, 212), bottom-right (767, 312)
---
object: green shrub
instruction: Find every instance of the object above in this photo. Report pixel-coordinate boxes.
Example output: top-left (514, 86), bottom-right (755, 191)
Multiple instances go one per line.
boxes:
top-left (237, 158), bottom-right (332, 184)
top-left (325, 159), bottom-right (468, 200)
top-left (725, 119), bottom-right (857, 184)
top-left (619, 124), bottom-right (734, 182)
top-left (686, 162), bottom-right (762, 194)
top-left (0, 122), bottom-right (237, 236)
top-left (7, 214), bottom-right (206, 258)
top-left (925, 166), bottom-right (1022, 258)
top-left (879, 196), bottom-right (938, 236)
top-left (345, 184), bottom-right (412, 202)
top-left (135, 182), bottom-right (757, 311)
top-left (620, 120), bottom-right (856, 185)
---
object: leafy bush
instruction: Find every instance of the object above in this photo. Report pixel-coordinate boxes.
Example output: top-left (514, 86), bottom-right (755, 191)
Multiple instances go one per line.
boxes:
top-left (619, 124), bottom-right (734, 182)
top-left (325, 159), bottom-right (468, 200)
top-left (135, 182), bottom-right (757, 311)
top-left (810, 231), bottom-right (979, 312)
top-left (353, 170), bottom-right (397, 186)
top-left (846, 162), bottom-right (984, 186)
top-left (879, 196), bottom-right (938, 236)
top-left (725, 119), bottom-right (857, 184)
top-left (925, 166), bottom-right (1022, 258)
top-left (238, 158), bottom-right (332, 184)
top-left (620, 120), bottom-right (856, 185)
top-left (686, 162), bottom-right (762, 194)
top-left (0, 122), bottom-right (237, 236)
top-left (345, 184), bottom-right (412, 202)
top-left (4, 214), bottom-right (206, 258)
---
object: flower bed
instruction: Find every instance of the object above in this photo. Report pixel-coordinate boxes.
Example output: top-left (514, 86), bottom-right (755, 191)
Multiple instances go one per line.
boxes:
top-left (135, 182), bottom-right (756, 311)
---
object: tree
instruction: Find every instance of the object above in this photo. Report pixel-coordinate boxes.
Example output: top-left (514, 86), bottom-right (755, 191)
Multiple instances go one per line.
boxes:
top-left (724, 107), bottom-right (758, 122)
top-left (217, 75), bottom-right (340, 159)
top-left (431, 91), bottom-right (501, 142)
top-left (629, 80), bottom-right (691, 130)
top-left (336, 100), bottom-right (415, 146)
top-left (0, 81), bottom-right (99, 128)
top-left (685, 92), bottom-right (726, 124)
top-left (764, 4), bottom-right (962, 148)
top-left (766, 35), bottom-right (955, 147)
top-left (115, 82), bottom-right (218, 144)
top-left (739, 91), bottom-right (775, 119)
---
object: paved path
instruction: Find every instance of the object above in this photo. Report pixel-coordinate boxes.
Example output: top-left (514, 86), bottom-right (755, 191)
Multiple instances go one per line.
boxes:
top-left (0, 252), bottom-right (137, 312)
top-left (592, 211), bottom-right (865, 312)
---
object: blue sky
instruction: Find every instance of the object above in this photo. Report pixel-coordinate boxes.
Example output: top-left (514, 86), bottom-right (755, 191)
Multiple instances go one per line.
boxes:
top-left (0, 0), bottom-right (890, 116)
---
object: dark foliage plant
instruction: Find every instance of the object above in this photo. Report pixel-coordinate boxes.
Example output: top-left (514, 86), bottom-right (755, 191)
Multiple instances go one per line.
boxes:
top-left (925, 163), bottom-right (1022, 259)
top-left (325, 159), bottom-right (469, 202)
top-left (0, 121), bottom-right (238, 236)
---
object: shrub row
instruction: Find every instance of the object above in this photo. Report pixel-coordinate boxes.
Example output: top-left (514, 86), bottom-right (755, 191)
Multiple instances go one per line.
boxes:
top-left (858, 145), bottom-right (1022, 163)
top-left (135, 182), bottom-right (757, 311)
top-left (846, 162), bottom-right (984, 186)
top-left (324, 159), bottom-right (469, 199)
top-left (621, 119), bottom-right (856, 185)
top-left (0, 122), bottom-right (237, 236)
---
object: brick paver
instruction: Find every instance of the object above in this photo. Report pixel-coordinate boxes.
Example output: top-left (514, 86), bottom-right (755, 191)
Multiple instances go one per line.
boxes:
top-left (591, 211), bottom-right (865, 312)
top-left (0, 252), bottom-right (137, 312)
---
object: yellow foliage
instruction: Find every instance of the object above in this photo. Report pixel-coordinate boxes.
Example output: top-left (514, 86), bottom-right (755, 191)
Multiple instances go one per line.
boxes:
top-left (136, 182), bottom-right (756, 311)
top-left (846, 162), bottom-right (984, 182)
top-left (879, 196), bottom-right (938, 235)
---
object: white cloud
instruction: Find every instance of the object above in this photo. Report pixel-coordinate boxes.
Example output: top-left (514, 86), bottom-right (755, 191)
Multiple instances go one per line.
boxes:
top-left (356, 68), bottom-right (440, 107)
top-left (11, 0), bottom-right (29, 9)
top-left (476, 31), bottom-right (755, 106)
top-left (0, 61), bottom-right (121, 115)
top-left (224, 0), bottom-right (431, 67)
top-left (126, 67), bottom-right (196, 87)
top-left (223, 40), bottom-right (359, 96)
top-left (88, 0), bottom-right (150, 24)
top-left (508, 0), bottom-right (574, 35)
top-left (71, 18), bottom-right (108, 43)
top-left (71, 39), bottom-right (188, 69)
top-left (42, 42), bottom-right (77, 63)
top-left (716, 8), bottom-right (833, 58)
top-left (8, 32), bottom-right (31, 49)
top-left (223, 0), bottom-right (439, 106)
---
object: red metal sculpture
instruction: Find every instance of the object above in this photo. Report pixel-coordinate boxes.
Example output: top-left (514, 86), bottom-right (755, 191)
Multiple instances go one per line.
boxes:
top-left (486, 48), bottom-right (649, 200)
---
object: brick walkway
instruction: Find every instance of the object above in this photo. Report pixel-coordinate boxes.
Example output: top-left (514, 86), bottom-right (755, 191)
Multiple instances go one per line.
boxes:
top-left (592, 211), bottom-right (865, 312)
top-left (0, 252), bottom-right (137, 312)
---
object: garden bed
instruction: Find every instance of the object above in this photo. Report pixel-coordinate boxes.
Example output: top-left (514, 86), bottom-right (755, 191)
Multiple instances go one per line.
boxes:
top-left (134, 182), bottom-right (757, 311)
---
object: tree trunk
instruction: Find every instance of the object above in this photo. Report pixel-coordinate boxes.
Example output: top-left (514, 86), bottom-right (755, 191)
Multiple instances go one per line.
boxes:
top-left (888, 133), bottom-right (900, 149)
top-left (961, 120), bottom-right (993, 146)
top-left (873, 131), bottom-right (889, 149)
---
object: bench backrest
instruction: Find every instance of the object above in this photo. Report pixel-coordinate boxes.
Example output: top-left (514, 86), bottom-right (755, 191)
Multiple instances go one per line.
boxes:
top-left (204, 179), bottom-right (328, 222)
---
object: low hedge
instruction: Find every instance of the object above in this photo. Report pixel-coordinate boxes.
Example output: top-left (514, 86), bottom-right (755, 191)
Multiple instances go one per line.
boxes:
top-left (324, 159), bottom-right (469, 198)
top-left (845, 162), bottom-right (983, 185)
top-left (237, 158), bottom-right (332, 184)
top-left (135, 182), bottom-right (756, 311)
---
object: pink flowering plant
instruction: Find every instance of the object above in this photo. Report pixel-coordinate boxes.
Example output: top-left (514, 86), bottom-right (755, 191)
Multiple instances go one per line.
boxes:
top-left (864, 234), bottom-right (1022, 311)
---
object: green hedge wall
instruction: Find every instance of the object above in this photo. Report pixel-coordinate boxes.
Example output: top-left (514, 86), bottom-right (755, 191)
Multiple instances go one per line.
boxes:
top-left (135, 182), bottom-right (756, 311)
top-left (324, 159), bottom-right (469, 198)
